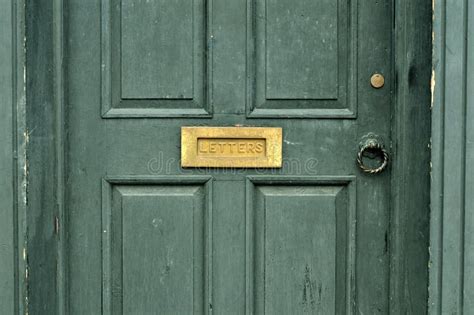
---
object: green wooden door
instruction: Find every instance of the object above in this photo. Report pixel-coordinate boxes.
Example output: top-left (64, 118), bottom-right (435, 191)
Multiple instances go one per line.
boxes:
top-left (65, 0), bottom-right (393, 313)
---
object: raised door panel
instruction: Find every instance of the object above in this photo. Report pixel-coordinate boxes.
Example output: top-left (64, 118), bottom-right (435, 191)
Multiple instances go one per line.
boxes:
top-left (102, 0), bottom-right (210, 118)
top-left (247, 0), bottom-right (357, 118)
top-left (246, 178), bottom-right (355, 314)
top-left (102, 179), bottom-right (211, 314)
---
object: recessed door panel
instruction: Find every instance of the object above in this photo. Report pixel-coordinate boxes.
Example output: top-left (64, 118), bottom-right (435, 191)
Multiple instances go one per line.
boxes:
top-left (101, 0), bottom-right (210, 117)
top-left (246, 178), bottom-right (355, 314)
top-left (102, 180), bottom-right (210, 314)
top-left (247, 0), bottom-right (357, 117)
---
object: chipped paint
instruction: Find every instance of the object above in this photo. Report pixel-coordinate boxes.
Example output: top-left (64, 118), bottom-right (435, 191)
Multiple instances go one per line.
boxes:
top-left (283, 139), bottom-right (303, 146)
top-left (20, 127), bottom-right (29, 315)
top-left (21, 2), bottom-right (29, 313)
top-left (22, 129), bottom-right (29, 206)
top-left (430, 70), bottom-right (436, 110)
top-left (22, 245), bottom-right (29, 315)
top-left (431, 0), bottom-right (436, 111)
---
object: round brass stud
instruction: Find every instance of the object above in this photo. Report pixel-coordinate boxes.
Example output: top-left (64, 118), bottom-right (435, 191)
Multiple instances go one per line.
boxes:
top-left (370, 73), bottom-right (385, 89)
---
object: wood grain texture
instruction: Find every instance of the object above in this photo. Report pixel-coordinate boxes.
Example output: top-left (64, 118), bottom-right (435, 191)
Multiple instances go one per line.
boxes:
top-left (25, 1), bottom-right (60, 313)
top-left (0, 0), bottom-right (27, 314)
top-left (245, 176), bottom-right (356, 314)
top-left (20, 1), bottom-right (67, 314)
top-left (430, 0), bottom-right (474, 313)
top-left (389, 0), bottom-right (432, 314)
top-left (53, 0), bottom-right (67, 314)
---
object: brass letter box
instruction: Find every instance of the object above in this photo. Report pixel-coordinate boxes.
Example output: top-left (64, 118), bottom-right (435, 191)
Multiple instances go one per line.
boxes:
top-left (181, 127), bottom-right (282, 168)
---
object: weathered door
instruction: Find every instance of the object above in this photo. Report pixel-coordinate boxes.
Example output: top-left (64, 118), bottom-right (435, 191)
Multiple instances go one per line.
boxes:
top-left (65, 0), bottom-right (393, 313)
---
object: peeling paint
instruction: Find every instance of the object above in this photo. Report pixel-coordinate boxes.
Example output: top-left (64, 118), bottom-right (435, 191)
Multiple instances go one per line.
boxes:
top-left (23, 242), bottom-right (29, 315)
top-left (301, 264), bottom-right (319, 311)
top-left (22, 4), bottom-right (29, 313)
top-left (22, 129), bottom-right (29, 206)
top-left (431, 0), bottom-right (436, 111)
top-left (430, 70), bottom-right (436, 110)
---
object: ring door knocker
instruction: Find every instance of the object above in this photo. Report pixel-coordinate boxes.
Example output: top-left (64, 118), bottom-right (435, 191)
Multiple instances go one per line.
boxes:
top-left (357, 135), bottom-right (389, 174)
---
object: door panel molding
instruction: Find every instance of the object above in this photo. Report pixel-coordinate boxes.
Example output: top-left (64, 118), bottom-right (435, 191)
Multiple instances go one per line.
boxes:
top-left (245, 0), bottom-right (358, 118)
top-left (245, 176), bottom-right (356, 314)
top-left (102, 176), bottom-right (213, 314)
top-left (101, 0), bottom-right (213, 118)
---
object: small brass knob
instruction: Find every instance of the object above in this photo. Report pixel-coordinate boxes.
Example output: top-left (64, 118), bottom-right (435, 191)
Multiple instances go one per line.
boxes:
top-left (370, 73), bottom-right (385, 89)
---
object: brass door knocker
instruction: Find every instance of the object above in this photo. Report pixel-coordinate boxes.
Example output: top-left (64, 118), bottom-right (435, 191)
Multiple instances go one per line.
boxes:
top-left (357, 135), bottom-right (389, 174)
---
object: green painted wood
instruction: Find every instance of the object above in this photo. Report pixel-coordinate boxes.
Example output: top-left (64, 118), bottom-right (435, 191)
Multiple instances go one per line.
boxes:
top-left (64, 1), bottom-right (393, 313)
top-left (264, 0), bottom-right (338, 99)
top-left (248, 0), bottom-right (356, 118)
top-left (212, 180), bottom-right (246, 314)
top-left (102, 178), bottom-right (211, 314)
top-left (25, 0), bottom-right (61, 313)
top-left (121, 0), bottom-right (195, 99)
top-left (52, 0), bottom-right (67, 313)
top-left (14, 0), bottom-right (430, 313)
top-left (101, 0), bottom-right (210, 117)
top-left (389, 0), bottom-right (432, 313)
top-left (430, 0), bottom-right (474, 313)
top-left (246, 177), bottom-right (355, 314)
top-left (0, 0), bottom-right (27, 314)
top-left (0, 1), bottom-right (16, 313)
top-left (465, 3), bottom-right (474, 311)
